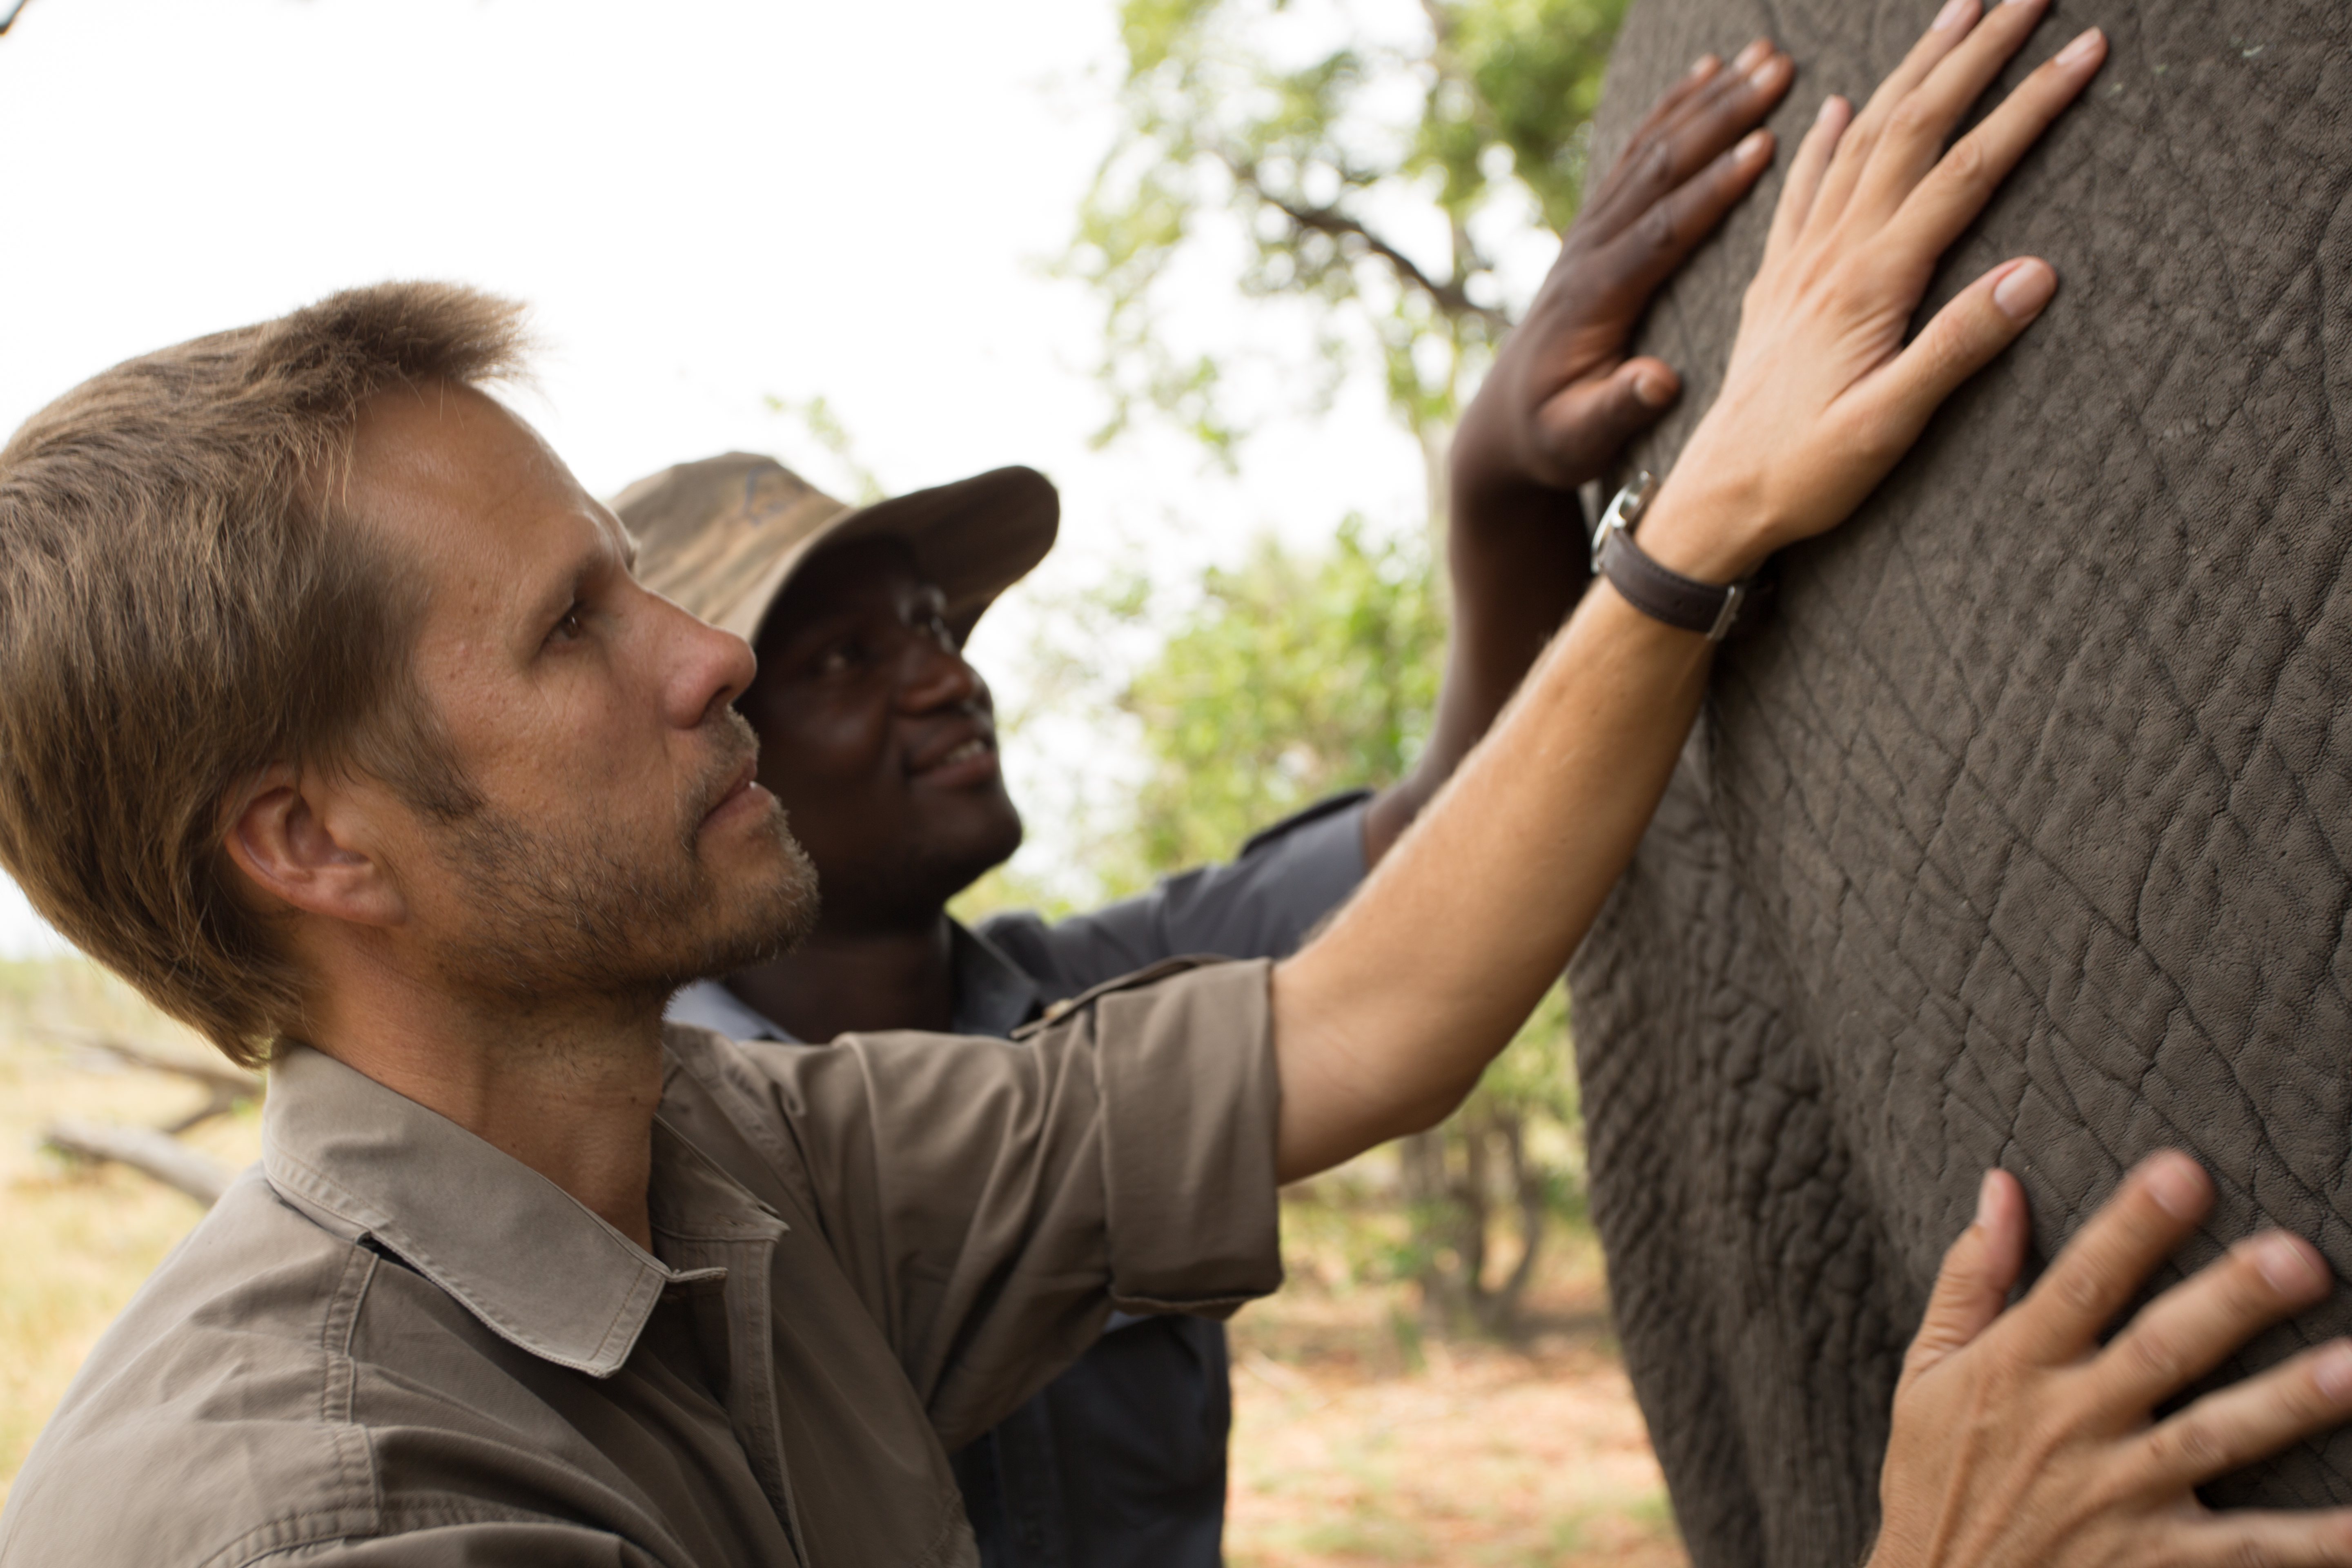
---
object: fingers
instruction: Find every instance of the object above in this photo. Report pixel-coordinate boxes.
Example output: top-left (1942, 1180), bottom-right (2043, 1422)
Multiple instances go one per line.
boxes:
top-left (1618, 48), bottom-right (1738, 150)
top-left (1532, 358), bottom-right (1681, 474)
top-left (1591, 128), bottom-right (1776, 307)
top-left (2166, 1511), bottom-right (2352, 1568)
top-left (1761, 94), bottom-right (1852, 272)
top-left (2098, 1229), bottom-right (2334, 1413)
top-left (2139, 1340), bottom-right (2352, 1493)
top-left (1903, 1168), bottom-right (2031, 1378)
top-left (2000, 1152), bottom-right (2214, 1366)
top-left (1884, 25), bottom-right (2106, 259)
top-left (1842, 0), bottom-right (2060, 227)
top-left (1801, 0), bottom-right (1988, 234)
top-left (1578, 40), bottom-right (1791, 245)
top-left (1856, 255), bottom-right (2056, 446)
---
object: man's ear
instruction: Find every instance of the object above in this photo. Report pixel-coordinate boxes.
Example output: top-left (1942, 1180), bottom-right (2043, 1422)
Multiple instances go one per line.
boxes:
top-left (221, 764), bottom-right (407, 929)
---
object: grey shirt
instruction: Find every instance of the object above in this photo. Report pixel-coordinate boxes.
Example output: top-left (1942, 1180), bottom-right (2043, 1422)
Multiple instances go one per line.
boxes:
top-left (668, 792), bottom-right (1370, 1568)
top-left (0, 959), bottom-right (1283, 1568)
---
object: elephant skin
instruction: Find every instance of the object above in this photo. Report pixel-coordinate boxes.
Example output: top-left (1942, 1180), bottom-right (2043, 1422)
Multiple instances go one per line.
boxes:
top-left (1569, 3), bottom-right (2352, 1565)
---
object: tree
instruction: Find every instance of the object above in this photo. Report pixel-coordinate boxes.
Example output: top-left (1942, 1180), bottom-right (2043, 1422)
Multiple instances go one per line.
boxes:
top-left (1102, 514), bottom-right (1443, 895)
top-left (1068, 0), bottom-right (1628, 506)
top-left (998, 518), bottom-right (1582, 1335)
top-left (1052, 0), bottom-right (1632, 1335)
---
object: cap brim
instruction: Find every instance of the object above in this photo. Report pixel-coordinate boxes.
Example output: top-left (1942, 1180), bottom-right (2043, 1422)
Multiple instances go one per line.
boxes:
top-left (690, 466), bottom-right (1057, 645)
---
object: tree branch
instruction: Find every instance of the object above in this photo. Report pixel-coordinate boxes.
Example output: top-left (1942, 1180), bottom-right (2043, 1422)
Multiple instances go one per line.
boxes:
top-left (44, 1117), bottom-right (236, 1207)
top-left (39, 1026), bottom-right (261, 1102)
top-left (1226, 159), bottom-right (1508, 334)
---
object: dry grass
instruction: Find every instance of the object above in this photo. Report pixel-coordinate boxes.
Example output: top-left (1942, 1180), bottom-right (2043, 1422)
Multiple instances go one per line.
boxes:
top-left (0, 960), bottom-right (1684, 1566)
top-left (0, 959), bottom-right (261, 1515)
top-left (1227, 1210), bottom-right (1685, 1568)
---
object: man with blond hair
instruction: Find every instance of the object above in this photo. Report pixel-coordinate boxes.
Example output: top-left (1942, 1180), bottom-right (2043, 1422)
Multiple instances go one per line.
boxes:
top-left (5, 11), bottom-right (2352, 1567)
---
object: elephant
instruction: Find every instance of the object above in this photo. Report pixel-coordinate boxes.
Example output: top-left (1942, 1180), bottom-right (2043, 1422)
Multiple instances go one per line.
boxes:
top-left (1566, 2), bottom-right (2352, 1565)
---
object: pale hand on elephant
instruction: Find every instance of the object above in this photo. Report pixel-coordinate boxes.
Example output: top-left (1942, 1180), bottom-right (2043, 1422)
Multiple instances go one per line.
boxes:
top-left (1448, 34), bottom-right (1793, 513)
top-left (1871, 1153), bottom-right (2352, 1568)
top-left (1636, 0), bottom-right (2105, 584)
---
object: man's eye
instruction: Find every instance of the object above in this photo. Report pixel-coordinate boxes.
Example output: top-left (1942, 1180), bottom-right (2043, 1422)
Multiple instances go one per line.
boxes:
top-left (548, 605), bottom-right (586, 645)
top-left (926, 614), bottom-right (955, 647)
top-left (816, 643), bottom-right (858, 675)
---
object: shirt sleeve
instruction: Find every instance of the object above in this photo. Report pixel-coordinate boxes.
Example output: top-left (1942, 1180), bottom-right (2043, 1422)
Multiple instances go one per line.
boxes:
top-left (977, 790), bottom-right (1371, 997)
top-left (252, 1523), bottom-right (661, 1566)
top-left (677, 957), bottom-right (1284, 1452)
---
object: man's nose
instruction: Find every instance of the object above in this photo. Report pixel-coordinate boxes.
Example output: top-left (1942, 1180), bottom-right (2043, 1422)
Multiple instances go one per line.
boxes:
top-left (898, 634), bottom-right (984, 713)
top-left (654, 592), bottom-right (757, 728)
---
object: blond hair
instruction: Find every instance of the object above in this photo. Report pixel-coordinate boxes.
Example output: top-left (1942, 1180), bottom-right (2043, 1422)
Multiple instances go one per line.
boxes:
top-left (0, 282), bottom-right (530, 1066)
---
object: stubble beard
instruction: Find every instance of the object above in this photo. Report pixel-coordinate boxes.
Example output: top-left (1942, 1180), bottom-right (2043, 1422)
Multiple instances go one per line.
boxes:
top-left (426, 713), bottom-right (822, 1010)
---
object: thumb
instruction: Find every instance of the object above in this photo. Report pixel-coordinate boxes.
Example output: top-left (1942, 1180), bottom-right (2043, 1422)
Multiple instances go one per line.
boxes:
top-left (1904, 1168), bottom-right (2030, 1380)
top-left (1534, 358), bottom-right (1681, 486)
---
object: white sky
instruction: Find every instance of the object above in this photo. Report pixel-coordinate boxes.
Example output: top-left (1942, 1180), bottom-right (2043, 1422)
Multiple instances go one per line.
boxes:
top-left (0, 0), bottom-right (1452, 957)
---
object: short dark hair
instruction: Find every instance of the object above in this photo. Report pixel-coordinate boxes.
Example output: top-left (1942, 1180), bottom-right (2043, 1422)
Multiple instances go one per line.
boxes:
top-left (0, 282), bottom-right (530, 1066)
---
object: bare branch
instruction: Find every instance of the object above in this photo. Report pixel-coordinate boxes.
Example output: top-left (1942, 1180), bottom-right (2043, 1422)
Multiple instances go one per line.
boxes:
top-left (1225, 159), bottom-right (1508, 334)
top-left (44, 1118), bottom-right (236, 1207)
top-left (39, 1026), bottom-right (261, 1101)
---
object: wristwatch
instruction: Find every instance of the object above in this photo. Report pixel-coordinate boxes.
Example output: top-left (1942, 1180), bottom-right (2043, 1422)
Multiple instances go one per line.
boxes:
top-left (1590, 471), bottom-right (1757, 642)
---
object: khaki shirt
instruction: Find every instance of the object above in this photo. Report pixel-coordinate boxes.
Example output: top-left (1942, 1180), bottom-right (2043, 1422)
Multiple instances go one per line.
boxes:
top-left (0, 959), bottom-right (1280, 1567)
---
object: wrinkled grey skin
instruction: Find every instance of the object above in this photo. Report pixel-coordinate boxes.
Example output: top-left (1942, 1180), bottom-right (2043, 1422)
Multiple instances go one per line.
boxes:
top-left (1569, 4), bottom-right (2352, 1565)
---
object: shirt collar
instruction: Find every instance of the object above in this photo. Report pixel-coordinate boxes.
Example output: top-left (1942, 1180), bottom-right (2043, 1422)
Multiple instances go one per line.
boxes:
top-left (261, 1043), bottom-right (749, 1378)
top-left (949, 920), bottom-right (1046, 1038)
top-left (661, 919), bottom-right (1045, 1044)
top-left (667, 976), bottom-right (791, 1041)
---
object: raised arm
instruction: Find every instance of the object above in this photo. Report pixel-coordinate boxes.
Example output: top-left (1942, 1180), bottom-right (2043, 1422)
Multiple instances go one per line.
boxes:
top-left (1275, 0), bottom-right (2100, 1176)
top-left (1362, 39), bottom-right (1793, 859)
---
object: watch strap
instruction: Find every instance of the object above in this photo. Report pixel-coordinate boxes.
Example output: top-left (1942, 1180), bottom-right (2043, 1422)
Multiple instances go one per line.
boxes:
top-left (1594, 493), bottom-right (1755, 641)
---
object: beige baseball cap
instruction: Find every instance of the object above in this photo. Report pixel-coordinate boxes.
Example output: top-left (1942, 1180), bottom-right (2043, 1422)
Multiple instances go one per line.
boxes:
top-left (611, 453), bottom-right (1059, 645)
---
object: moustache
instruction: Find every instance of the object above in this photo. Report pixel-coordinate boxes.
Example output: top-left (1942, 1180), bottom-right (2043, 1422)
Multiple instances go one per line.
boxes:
top-left (686, 710), bottom-right (764, 831)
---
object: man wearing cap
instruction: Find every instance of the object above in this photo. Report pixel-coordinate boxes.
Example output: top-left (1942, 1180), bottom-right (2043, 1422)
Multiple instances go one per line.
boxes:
top-left (612, 59), bottom-right (1808, 1568)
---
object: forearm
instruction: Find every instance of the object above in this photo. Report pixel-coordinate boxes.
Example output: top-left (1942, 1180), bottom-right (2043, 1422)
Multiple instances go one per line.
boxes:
top-left (1361, 485), bottom-right (1588, 861)
top-left (1274, 577), bottom-right (1710, 1180)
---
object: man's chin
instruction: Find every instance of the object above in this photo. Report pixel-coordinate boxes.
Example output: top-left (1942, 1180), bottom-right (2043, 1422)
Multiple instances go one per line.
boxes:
top-left (675, 830), bottom-right (822, 985)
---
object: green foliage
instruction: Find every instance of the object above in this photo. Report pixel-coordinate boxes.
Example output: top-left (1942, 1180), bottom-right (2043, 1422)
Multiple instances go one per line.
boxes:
top-left (1036, 518), bottom-right (1579, 1335)
top-left (1106, 515), bottom-right (1443, 895)
top-left (1070, 0), bottom-right (1628, 454)
top-left (1054, 0), bottom-right (1625, 1334)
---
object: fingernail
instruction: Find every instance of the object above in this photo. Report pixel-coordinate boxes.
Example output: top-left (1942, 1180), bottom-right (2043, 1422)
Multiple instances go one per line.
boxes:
top-left (1976, 1169), bottom-right (1998, 1227)
top-left (1689, 53), bottom-right (1720, 77)
top-left (1735, 128), bottom-right (1771, 161)
top-left (2255, 1232), bottom-right (2325, 1296)
top-left (2317, 1343), bottom-right (2352, 1405)
top-left (1931, 0), bottom-right (1970, 29)
top-left (1733, 38), bottom-right (1770, 71)
top-left (1750, 53), bottom-right (1782, 88)
top-left (1634, 367), bottom-right (1675, 407)
top-left (2054, 26), bottom-right (2104, 66)
top-left (1993, 258), bottom-right (2057, 320)
top-left (1816, 94), bottom-right (1847, 125)
top-left (2143, 1152), bottom-right (2205, 1219)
